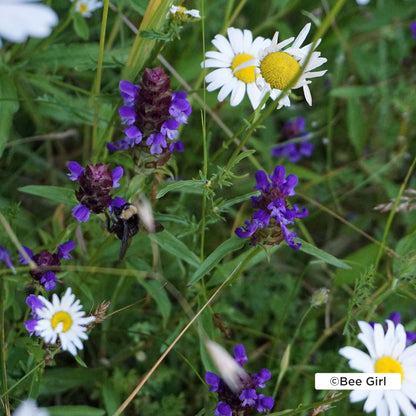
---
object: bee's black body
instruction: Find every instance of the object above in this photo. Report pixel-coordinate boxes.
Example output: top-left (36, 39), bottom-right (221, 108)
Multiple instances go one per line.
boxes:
top-left (106, 203), bottom-right (140, 260)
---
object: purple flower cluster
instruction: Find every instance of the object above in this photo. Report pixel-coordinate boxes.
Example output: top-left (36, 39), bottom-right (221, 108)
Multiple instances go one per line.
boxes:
top-left (107, 66), bottom-right (191, 155)
top-left (24, 294), bottom-right (45, 336)
top-left (271, 118), bottom-right (313, 163)
top-left (370, 312), bottom-right (416, 346)
top-left (235, 166), bottom-right (308, 250)
top-left (0, 244), bottom-right (15, 272)
top-left (411, 22), bottom-right (416, 39)
top-left (206, 345), bottom-right (274, 416)
top-left (68, 162), bottom-right (123, 223)
top-left (19, 241), bottom-right (75, 290)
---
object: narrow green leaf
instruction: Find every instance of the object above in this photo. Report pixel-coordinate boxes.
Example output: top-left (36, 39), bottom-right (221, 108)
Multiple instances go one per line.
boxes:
top-left (149, 231), bottom-right (200, 268)
top-left (188, 237), bottom-right (245, 285)
top-left (330, 85), bottom-right (375, 98)
top-left (47, 406), bottom-right (105, 416)
top-left (18, 185), bottom-right (76, 205)
top-left (156, 180), bottom-right (205, 199)
top-left (0, 74), bottom-right (19, 157)
top-left (74, 354), bottom-right (88, 368)
top-left (347, 98), bottom-right (368, 155)
top-left (135, 277), bottom-right (171, 327)
top-left (297, 239), bottom-right (351, 269)
top-left (73, 13), bottom-right (90, 40)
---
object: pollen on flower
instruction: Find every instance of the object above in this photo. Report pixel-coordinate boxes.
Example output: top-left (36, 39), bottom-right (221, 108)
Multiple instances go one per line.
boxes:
top-left (231, 53), bottom-right (256, 83)
top-left (375, 356), bottom-right (404, 381)
top-left (51, 311), bottom-right (73, 332)
top-left (79, 4), bottom-right (88, 13)
top-left (260, 52), bottom-right (300, 90)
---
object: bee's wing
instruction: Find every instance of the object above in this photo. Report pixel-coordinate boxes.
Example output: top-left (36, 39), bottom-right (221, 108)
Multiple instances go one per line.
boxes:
top-left (119, 222), bottom-right (132, 261)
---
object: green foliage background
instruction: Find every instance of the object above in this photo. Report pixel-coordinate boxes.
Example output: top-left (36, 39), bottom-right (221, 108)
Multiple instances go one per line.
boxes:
top-left (1, 0), bottom-right (416, 415)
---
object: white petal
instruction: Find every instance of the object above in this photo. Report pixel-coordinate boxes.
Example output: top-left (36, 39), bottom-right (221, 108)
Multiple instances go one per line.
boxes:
top-left (246, 81), bottom-right (263, 109)
top-left (339, 346), bottom-right (374, 372)
top-left (203, 58), bottom-right (231, 68)
top-left (375, 398), bottom-right (389, 416)
top-left (373, 323), bottom-right (385, 357)
top-left (211, 34), bottom-right (234, 59)
top-left (217, 77), bottom-right (237, 102)
top-left (384, 391), bottom-right (400, 416)
top-left (206, 68), bottom-right (231, 90)
top-left (350, 389), bottom-right (370, 403)
top-left (242, 29), bottom-right (253, 51)
top-left (0, 3), bottom-right (57, 43)
top-left (230, 81), bottom-right (245, 106)
top-left (363, 390), bottom-right (383, 413)
top-left (401, 380), bottom-right (416, 403)
top-left (392, 390), bottom-right (416, 416)
top-left (292, 23), bottom-right (311, 49)
top-left (303, 84), bottom-right (312, 106)
top-left (227, 27), bottom-right (244, 54)
top-left (392, 324), bottom-right (407, 357)
top-left (358, 321), bottom-right (377, 358)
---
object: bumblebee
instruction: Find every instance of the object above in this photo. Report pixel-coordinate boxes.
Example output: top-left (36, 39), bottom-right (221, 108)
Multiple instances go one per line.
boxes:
top-left (106, 203), bottom-right (163, 260)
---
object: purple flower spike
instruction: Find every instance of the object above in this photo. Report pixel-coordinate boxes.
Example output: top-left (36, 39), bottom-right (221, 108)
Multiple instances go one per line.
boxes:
top-left (40, 271), bottom-right (58, 291)
top-left (411, 22), bottom-right (416, 39)
top-left (215, 402), bottom-right (232, 416)
top-left (26, 294), bottom-right (44, 316)
top-left (235, 166), bottom-right (307, 249)
top-left (73, 204), bottom-right (91, 223)
top-left (389, 311), bottom-right (401, 326)
top-left (18, 246), bottom-right (34, 265)
top-left (111, 166), bottom-right (124, 188)
top-left (57, 240), bottom-right (75, 260)
top-left (234, 344), bottom-right (248, 366)
top-left (271, 117), bottom-right (313, 163)
top-left (25, 318), bottom-right (39, 336)
top-left (68, 161), bottom-right (84, 181)
top-left (0, 245), bottom-right (15, 272)
top-left (206, 344), bottom-right (274, 415)
top-left (108, 67), bottom-right (191, 161)
top-left (256, 394), bottom-right (274, 412)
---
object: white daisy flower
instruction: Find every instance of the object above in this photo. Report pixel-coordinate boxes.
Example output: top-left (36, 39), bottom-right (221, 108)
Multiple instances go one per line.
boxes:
top-left (34, 287), bottom-right (96, 356)
top-left (13, 399), bottom-right (49, 416)
top-left (72, 0), bottom-right (103, 18)
top-left (339, 320), bottom-right (416, 416)
top-left (201, 27), bottom-right (271, 109)
top-left (168, 5), bottom-right (201, 19)
top-left (0, 0), bottom-right (58, 47)
top-left (237, 23), bottom-right (327, 109)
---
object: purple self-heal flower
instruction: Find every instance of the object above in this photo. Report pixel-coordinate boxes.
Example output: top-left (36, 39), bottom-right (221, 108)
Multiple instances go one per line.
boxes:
top-left (25, 318), bottom-right (40, 336)
top-left (68, 162), bottom-right (124, 223)
top-left (411, 22), bottom-right (416, 39)
top-left (235, 166), bottom-right (307, 249)
top-left (19, 241), bottom-right (75, 290)
top-left (206, 344), bottom-right (274, 415)
top-left (108, 67), bottom-right (191, 164)
top-left (271, 118), bottom-right (314, 163)
top-left (0, 244), bottom-right (15, 272)
top-left (18, 246), bottom-right (34, 265)
top-left (27, 294), bottom-right (44, 316)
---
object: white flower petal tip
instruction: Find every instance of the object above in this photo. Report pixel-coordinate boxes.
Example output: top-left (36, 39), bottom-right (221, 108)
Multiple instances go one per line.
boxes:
top-left (0, 0), bottom-right (58, 45)
top-left (12, 399), bottom-right (49, 416)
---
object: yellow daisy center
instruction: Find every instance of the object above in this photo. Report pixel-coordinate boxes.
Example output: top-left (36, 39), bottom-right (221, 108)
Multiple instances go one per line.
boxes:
top-left (51, 311), bottom-right (73, 332)
top-left (259, 51), bottom-right (300, 90)
top-left (79, 4), bottom-right (88, 13)
top-left (375, 356), bottom-right (404, 382)
top-left (231, 53), bottom-right (256, 84)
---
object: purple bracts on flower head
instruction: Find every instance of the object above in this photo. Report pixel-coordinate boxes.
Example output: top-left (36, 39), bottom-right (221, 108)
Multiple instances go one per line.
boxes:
top-left (206, 344), bottom-right (274, 415)
top-left (235, 165), bottom-right (308, 250)
top-left (0, 244), bottom-right (15, 272)
top-left (411, 22), bottom-right (416, 39)
top-left (271, 117), bottom-right (314, 163)
top-left (18, 241), bottom-right (75, 291)
top-left (68, 162), bottom-right (124, 223)
top-left (108, 66), bottom-right (191, 158)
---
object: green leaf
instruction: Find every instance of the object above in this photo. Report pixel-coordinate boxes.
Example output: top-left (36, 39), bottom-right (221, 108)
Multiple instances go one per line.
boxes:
top-left (188, 237), bottom-right (245, 285)
top-left (330, 86), bottom-right (375, 98)
top-left (73, 12), bottom-right (90, 40)
top-left (134, 276), bottom-right (171, 327)
top-left (393, 231), bottom-right (416, 280)
top-left (156, 180), bottom-right (205, 199)
top-left (0, 74), bottom-right (19, 157)
top-left (47, 406), bottom-right (105, 416)
top-left (297, 239), bottom-right (351, 269)
top-left (347, 98), bottom-right (368, 155)
top-left (149, 231), bottom-right (200, 268)
top-left (334, 244), bottom-right (379, 285)
top-left (74, 354), bottom-right (88, 368)
top-left (18, 185), bottom-right (76, 205)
